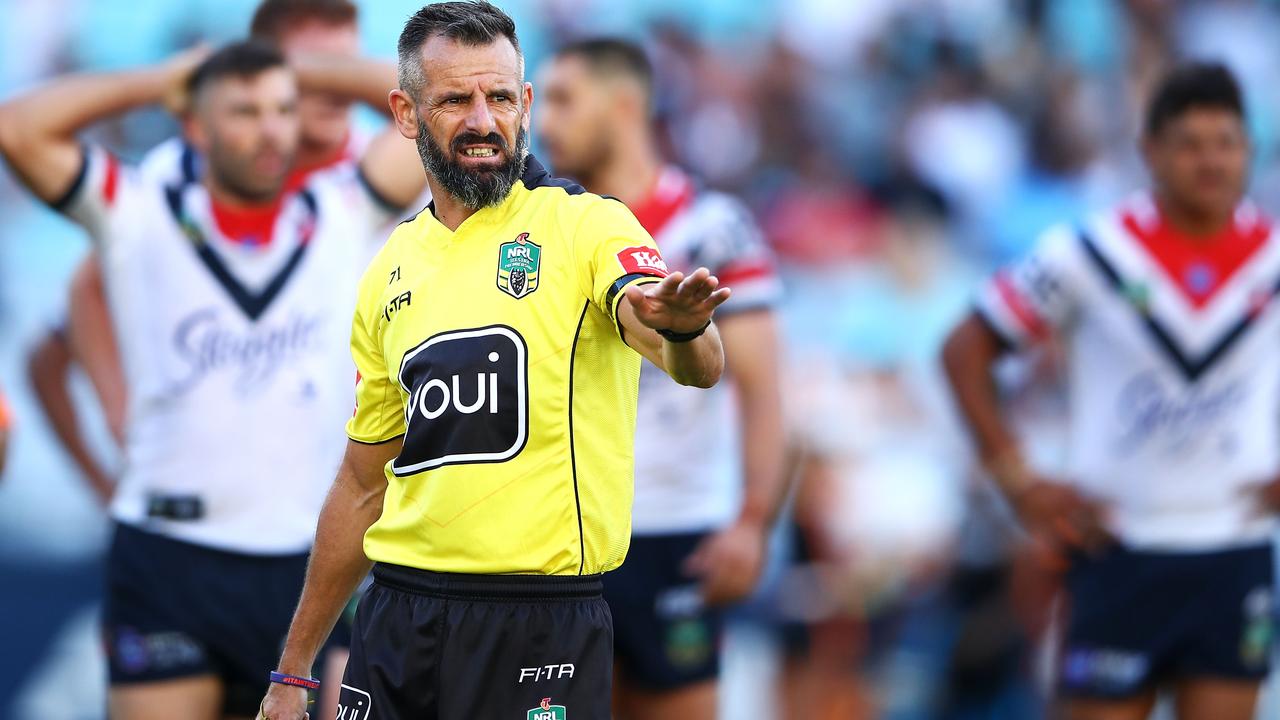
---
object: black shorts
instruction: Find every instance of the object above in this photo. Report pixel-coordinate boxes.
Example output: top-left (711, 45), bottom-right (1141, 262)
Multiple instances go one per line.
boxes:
top-left (103, 522), bottom-right (309, 716)
top-left (603, 532), bottom-right (723, 690)
top-left (338, 563), bottom-right (613, 719)
top-left (1058, 542), bottom-right (1274, 699)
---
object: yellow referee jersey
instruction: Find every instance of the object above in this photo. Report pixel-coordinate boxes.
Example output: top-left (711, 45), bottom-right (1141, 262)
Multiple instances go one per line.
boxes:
top-left (347, 156), bottom-right (669, 576)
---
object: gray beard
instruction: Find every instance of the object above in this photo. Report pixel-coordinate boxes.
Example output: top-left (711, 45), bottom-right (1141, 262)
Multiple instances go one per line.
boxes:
top-left (417, 122), bottom-right (529, 210)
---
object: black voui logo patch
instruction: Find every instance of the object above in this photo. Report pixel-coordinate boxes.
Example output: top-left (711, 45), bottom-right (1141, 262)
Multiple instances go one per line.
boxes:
top-left (393, 325), bottom-right (528, 475)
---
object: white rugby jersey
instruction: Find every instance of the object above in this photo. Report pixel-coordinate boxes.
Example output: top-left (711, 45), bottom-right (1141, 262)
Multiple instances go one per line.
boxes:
top-left (629, 167), bottom-right (783, 535)
top-left (55, 145), bottom-right (398, 554)
top-left (978, 194), bottom-right (1280, 549)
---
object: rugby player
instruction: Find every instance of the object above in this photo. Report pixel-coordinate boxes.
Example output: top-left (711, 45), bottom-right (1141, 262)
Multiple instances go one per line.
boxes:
top-left (0, 39), bottom-right (426, 719)
top-left (28, 0), bottom-right (398, 508)
top-left (257, 3), bottom-right (729, 719)
top-left (27, 6), bottom-right (408, 708)
top-left (942, 62), bottom-right (1278, 720)
top-left (536, 38), bottom-right (787, 719)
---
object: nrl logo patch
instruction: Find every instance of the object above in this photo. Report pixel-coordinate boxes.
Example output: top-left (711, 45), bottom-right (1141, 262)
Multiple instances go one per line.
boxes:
top-left (497, 232), bottom-right (541, 299)
top-left (527, 697), bottom-right (566, 720)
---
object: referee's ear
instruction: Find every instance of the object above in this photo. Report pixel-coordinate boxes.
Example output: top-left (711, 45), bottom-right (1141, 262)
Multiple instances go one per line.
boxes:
top-left (521, 81), bottom-right (533, 132)
top-left (390, 87), bottom-right (421, 141)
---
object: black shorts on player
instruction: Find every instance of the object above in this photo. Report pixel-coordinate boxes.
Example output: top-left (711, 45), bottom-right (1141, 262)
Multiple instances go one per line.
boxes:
top-left (338, 563), bottom-right (613, 719)
top-left (103, 522), bottom-right (315, 716)
top-left (1058, 542), bottom-right (1274, 698)
top-left (603, 531), bottom-right (724, 690)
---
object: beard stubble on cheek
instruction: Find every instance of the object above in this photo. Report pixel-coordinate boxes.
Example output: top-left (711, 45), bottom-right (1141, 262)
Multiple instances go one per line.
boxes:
top-left (208, 135), bottom-right (289, 203)
top-left (415, 116), bottom-right (529, 210)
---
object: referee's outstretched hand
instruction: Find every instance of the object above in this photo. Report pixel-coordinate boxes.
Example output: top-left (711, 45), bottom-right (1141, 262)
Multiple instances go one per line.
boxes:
top-left (624, 267), bottom-right (731, 334)
top-left (257, 683), bottom-right (309, 720)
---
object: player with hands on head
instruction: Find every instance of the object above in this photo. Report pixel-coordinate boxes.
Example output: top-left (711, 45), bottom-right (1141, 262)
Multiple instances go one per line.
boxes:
top-left (0, 32), bottom-right (424, 720)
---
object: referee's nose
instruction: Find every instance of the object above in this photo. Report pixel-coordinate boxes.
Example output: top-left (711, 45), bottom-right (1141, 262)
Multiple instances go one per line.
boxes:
top-left (461, 92), bottom-right (498, 140)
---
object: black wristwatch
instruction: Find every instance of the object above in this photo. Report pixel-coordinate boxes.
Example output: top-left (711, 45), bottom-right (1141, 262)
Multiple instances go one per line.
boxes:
top-left (657, 320), bottom-right (711, 343)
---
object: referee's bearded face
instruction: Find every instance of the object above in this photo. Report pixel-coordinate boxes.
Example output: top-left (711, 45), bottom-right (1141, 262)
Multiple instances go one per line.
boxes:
top-left (535, 55), bottom-right (616, 182)
top-left (187, 67), bottom-right (300, 203)
top-left (390, 35), bottom-right (532, 208)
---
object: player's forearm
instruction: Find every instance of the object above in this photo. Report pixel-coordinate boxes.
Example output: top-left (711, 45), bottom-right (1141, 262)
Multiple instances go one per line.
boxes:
top-left (941, 315), bottom-right (1023, 490)
top-left (67, 262), bottom-right (127, 445)
top-left (660, 324), bottom-right (724, 388)
top-left (0, 67), bottom-right (169, 202)
top-left (28, 334), bottom-right (115, 499)
top-left (276, 469), bottom-right (382, 676)
top-left (291, 53), bottom-right (398, 116)
top-left (0, 68), bottom-right (168, 156)
top-left (735, 382), bottom-right (787, 529)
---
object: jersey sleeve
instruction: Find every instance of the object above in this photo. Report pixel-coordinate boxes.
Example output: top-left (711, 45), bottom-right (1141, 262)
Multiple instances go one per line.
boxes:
top-left (310, 164), bottom-right (407, 248)
top-left (51, 145), bottom-right (147, 241)
top-left (574, 197), bottom-right (670, 331)
top-left (975, 224), bottom-right (1083, 348)
top-left (687, 197), bottom-right (782, 315)
top-left (345, 262), bottom-right (407, 444)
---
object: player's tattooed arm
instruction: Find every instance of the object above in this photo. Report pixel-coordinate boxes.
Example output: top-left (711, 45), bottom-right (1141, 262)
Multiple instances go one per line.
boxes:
top-left (0, 47), bottom-right (206, 204)
top-left (619, 267), bottom-right (729, 388)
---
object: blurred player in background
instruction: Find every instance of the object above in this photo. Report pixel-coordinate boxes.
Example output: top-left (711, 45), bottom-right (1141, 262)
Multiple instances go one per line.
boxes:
top-left (25, 6), bottom-right (405, 709)
top-left (943, 62), bottom-right (1278, 720)
top-left (536, 38), bottom-right (787, 720)
top-left (0, 38), bottom-right (424, 719)
top-left (27, 0), bottom-right (386, 504)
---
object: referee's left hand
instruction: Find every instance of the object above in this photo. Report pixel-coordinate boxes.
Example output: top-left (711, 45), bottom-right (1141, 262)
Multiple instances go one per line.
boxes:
top-left (683, 518), bottom-right (767, 606)
top-left (625, 267), bottom-right (731, 334)
top-left (257, 683), bottom-right (309, 720)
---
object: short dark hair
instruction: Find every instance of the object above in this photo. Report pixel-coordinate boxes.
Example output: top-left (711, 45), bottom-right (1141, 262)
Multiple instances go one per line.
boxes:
top-left (1145, 61), bottom-right (1245, 136)
top-left (250, 0), bottom-right (358, 43)
top-left (555, 38), bottom-right (653, 101)
top-left (188, 41), bottom-right (288, 96)
top-left (397, 1), bottom-right (521, 97)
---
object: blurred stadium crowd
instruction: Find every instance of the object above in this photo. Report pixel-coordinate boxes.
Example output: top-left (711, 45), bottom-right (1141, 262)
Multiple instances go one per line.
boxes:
top-left (5, 0), bottom-right (1280, 718)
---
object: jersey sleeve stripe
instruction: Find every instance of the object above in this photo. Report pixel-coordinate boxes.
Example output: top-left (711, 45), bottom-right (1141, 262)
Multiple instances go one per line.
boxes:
top-left (102, 153), bottom-right (119, 206)
top-left (605, 273), bottom-right (662, 319)
top-left (993, 272), bottom-right (1049, 340)
top-left (716, 261), bottom-right (776, 286)
top-left (356, 165), bottom-right (403, 213)
top-left (973, 303), bottom-right (1019, 351)
top-left (49, 145), bottom-right (92, 213)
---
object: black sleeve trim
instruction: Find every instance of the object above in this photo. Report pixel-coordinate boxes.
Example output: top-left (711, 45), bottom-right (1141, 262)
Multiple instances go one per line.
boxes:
top-left (973, 304), bottom-right (1017, 353)
top-left (356, 164), bottom-right (404, 214)
top-left (49, 145), bottom-right (91, 213)
top-left (604, 273), bottom-right (661, 313)
top-left (606, 272), bottom-right (662, 342)
top-left (347, 433), bottom-right (406, 446)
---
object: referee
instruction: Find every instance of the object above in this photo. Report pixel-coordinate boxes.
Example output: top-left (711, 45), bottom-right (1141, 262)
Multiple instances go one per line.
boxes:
top-left (258, 3), bottom-right (728, 719)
